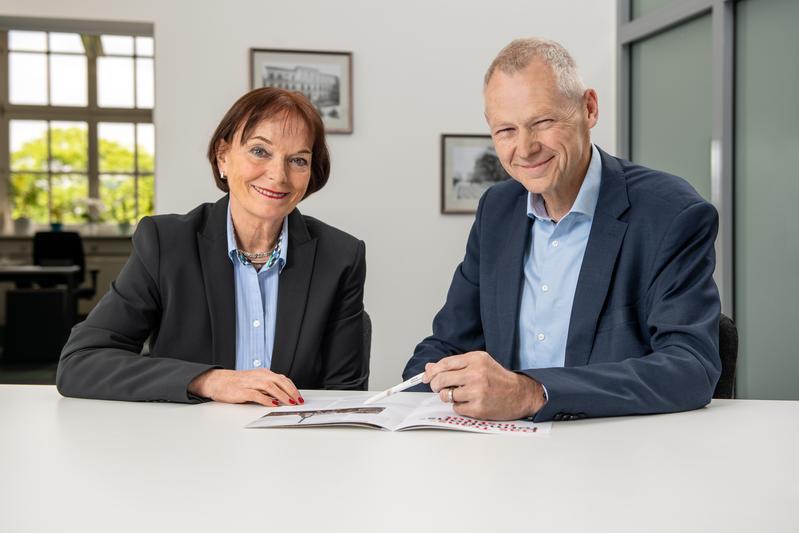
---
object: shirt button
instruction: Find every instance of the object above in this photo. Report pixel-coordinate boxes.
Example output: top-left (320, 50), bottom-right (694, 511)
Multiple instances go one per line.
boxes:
top-left (542, 284), bottom-right (549, 292)
top-left (253, 359), bottom-right (262, 367)
top-left (253, 320), bottom-right (261, 328)
top-left (552, 240), bottom-right (559, 248)
top-left (537, 333), bottom-right (546, 341)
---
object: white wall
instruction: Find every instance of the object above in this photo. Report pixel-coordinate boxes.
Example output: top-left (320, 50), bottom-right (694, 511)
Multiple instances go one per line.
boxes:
top-left (2, 0), bottom-right (617, 389)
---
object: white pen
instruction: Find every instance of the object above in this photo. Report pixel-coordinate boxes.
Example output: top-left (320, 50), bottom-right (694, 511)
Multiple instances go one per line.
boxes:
top-left (363, 372), bottom-right (425, 405)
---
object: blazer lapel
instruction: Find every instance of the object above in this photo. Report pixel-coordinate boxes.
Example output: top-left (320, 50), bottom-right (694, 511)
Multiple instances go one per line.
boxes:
top-left (197, 195), bottom-right (236, 369)
top-left (271, 209), bottom-right (317, 376)
top-left (565, 149), bottom-right (630, 367)
top-left (494, 192), bottom-right (531, 369)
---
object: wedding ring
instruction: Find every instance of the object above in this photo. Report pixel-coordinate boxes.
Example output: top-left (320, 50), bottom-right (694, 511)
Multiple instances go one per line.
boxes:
top-left (447, 387), bottom-right (454, 403)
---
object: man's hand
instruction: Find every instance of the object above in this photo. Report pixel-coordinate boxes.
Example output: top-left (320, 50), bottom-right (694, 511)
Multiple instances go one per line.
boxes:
top-left (423, 351), bottom-right (546, 420)
top-left (188, 369), bottom-right (303, 407)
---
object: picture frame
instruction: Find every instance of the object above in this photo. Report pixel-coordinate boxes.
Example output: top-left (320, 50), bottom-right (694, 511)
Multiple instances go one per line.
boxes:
top-left (250, 48), bottom-right (353, 134)
top-left (440, 134), bottom-right (512, 214)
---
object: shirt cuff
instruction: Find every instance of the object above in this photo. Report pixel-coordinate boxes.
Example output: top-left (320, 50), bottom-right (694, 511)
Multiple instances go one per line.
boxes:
top-left (527, 382), bottom-right (548, 420)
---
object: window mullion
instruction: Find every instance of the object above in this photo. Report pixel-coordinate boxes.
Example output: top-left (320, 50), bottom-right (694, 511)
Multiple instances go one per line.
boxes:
top-left (88, 120), bottom-right (98, 201)
top-left (132, 49), bottom-right (139, 109)
top-left (134, 123), bottom-right (139, 220)
top-left (45, 34), bottom-right (52, 106)
top-left (132, 47), bottom-right (139, 221)
top-left (87, 34), bottom-right (99, 202)
top-left (46, 122), bottom-right (52, 224)
top-left (0, 30), bottom-right (11, 230)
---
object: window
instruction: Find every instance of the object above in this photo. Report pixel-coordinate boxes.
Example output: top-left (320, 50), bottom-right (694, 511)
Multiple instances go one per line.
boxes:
top-left (0, 18), bottom-right (154, 231)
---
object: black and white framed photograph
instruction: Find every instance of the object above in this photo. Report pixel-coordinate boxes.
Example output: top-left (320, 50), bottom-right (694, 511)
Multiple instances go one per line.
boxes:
top-left (441, 134), bottom-right (512, 214)
top-left (250, 48), bottom-right (353, 134)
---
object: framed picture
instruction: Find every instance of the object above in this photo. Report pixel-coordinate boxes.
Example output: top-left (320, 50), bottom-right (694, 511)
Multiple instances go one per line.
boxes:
top-left (441, 134), bottom-right (512, 214)
top-left (250, 48), bottom-right (353, 134)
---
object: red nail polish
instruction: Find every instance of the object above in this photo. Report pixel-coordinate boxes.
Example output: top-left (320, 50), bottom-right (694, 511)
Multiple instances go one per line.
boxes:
top-left (289, 399), bottom-right (296, 405)
top-left (272, 400), bottom-right (279, 406)
top-left (298, 397), bottom-right (305, 404)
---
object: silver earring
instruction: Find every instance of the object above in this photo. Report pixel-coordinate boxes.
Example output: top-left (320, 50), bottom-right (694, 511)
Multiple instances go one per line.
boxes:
top-left (219, 170), bottom-right (227, 180)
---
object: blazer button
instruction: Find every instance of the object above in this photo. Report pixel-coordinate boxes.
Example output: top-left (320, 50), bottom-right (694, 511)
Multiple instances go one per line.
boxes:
top-left (554, 413), bottom-right (564, 421)
top-left (576, 413), bottom-right (587, 419)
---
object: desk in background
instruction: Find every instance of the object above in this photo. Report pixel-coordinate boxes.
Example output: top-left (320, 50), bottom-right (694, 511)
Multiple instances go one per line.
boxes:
top-left (0, 265), bottom-right (81, 289)
top-left (0, 386), bottom-right (796, 532)
top-left (0, 265), bottom-right (81, 364)
top-left (0, 235), bottom-right (132, 322)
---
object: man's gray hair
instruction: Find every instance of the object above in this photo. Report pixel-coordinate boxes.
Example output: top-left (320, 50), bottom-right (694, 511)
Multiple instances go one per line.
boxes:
top-left (484, 38), bottom-right (586, 100)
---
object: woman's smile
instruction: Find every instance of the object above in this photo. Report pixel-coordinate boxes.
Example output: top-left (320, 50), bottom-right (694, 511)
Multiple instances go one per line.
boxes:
top-left (251, 184), bottom-right (289, 200)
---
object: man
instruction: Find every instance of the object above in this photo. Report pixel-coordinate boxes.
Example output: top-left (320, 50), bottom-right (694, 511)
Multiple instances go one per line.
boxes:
top-left (403, 38), bottom-right (721, 422)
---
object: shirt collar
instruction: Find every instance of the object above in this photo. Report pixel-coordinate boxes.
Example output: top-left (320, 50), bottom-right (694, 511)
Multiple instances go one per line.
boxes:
top-left (527, 143), bottom-right (602, 222)
top-left (226, 203), bottom-right (288, 272)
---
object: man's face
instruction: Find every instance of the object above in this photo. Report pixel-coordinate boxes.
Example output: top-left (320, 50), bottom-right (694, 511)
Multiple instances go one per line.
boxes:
top-left (484, 60), bottom-right (598, 199)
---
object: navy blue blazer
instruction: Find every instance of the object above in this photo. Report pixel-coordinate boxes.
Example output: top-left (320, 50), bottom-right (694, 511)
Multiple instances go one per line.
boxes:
top-left (404, 148), bottom-right (721, 421)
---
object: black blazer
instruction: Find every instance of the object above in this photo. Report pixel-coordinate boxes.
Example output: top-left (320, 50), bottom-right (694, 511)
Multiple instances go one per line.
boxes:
top-left (56, 195), bottom-right (368, 402)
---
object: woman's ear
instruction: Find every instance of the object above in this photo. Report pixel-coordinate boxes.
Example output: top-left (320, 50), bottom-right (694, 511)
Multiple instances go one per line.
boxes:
top-left (216, 140), bottom-right (230, 175)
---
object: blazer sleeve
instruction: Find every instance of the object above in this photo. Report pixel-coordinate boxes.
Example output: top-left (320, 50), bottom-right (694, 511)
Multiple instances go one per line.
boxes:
top-left (319, 239), bottom-right (369, 390)
top-left (56, 217), bottom-right (219, 403)
top-left (402, 192), bottom-right (488, 381)
top-left (524, 200), bottom-right (722, 421)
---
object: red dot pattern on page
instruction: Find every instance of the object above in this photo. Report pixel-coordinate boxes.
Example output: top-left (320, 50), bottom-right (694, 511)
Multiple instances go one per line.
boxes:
top-left (426, 416), bottom-right (538, 433)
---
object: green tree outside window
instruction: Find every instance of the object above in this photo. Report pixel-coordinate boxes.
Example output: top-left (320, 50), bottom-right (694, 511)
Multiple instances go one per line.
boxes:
top-left (10, 126), bottom-right (154, 225)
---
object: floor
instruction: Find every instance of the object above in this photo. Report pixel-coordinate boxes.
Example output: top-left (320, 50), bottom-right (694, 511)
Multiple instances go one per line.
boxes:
top-left (0, 327), bottom-right (59, 384)
top-left (0, 362), bottom-right (58, 384)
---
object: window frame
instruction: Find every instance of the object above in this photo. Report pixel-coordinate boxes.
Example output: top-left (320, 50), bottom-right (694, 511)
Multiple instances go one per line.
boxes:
top-left (0, 17), bottom-right (154, 229)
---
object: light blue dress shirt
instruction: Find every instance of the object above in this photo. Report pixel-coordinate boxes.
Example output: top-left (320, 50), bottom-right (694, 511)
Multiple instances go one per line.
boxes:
top-left (517, 144), bottom-right (602, 371)
top-left (226, 206), bottom-right (287, 371)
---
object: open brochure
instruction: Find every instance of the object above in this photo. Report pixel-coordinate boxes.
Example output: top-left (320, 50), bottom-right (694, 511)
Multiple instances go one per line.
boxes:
top-left (245, 393), bottom-right (551, 435)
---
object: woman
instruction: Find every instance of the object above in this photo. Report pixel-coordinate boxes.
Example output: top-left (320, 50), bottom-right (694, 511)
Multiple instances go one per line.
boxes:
top-left (56, 88), bottom-right (368, 406)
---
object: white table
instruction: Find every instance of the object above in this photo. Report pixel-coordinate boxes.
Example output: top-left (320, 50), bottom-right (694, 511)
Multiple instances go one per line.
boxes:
top-left (1, 386), bottom-right (796, 533)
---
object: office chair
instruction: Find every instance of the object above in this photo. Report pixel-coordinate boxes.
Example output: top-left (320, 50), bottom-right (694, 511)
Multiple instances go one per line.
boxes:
top-left (714, 313), bottom-right (738, 399)
top-left (2, 232), bottom-right (98, 364)
top-left (363, 310), bottom-right (372, 357)
top-left (362, 311), bottom-right (372, 390)
top-left (3, 288), bottom-right (76, 363)
top-left (33, 231), bottom-right (98, 300)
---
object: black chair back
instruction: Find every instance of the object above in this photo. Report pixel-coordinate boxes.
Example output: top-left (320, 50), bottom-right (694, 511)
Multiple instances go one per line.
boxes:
top-left (714, 313), bottom-right (739, 399)
top-left (363, 310), bottom-right (372, 359)
top-left (33, 231), bottom-right (86, 285)
top-left (362, 311), bottom-right (372, 389)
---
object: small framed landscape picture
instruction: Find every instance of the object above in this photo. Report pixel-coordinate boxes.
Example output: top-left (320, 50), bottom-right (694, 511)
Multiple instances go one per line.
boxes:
top-left (441, 134), bottom-right (512, 214)
top-left (250, 48), bottom-right (353, 134)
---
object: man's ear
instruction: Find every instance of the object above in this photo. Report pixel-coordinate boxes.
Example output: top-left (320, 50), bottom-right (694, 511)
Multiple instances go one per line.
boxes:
top-left (584, 89), bottom-right (599, 128)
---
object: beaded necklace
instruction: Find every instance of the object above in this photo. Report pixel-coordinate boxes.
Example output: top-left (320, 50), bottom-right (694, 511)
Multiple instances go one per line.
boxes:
top-left (235, 231), bottom-right (282, 269)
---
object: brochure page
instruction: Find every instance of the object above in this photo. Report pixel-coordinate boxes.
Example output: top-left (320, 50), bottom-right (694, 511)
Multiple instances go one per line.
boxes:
top-left (246, 393), bottom-right (551, 435)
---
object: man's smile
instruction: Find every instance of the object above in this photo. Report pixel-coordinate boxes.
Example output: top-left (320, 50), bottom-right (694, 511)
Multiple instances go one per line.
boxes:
top-left (516, 155), bottom-right (554, 170)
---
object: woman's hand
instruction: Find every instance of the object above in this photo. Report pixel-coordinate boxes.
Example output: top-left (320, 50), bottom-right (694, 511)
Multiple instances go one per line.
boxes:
top-left (188, 368), bottom-right (303, 407)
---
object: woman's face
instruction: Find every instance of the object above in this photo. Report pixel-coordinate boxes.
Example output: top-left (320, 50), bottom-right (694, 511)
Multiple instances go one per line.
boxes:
top-left (218, 114), bottom-right (313, 227)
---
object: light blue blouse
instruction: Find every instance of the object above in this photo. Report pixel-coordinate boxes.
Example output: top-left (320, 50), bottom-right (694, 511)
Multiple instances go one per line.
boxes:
top-left (226, 206), bottom-right (288, 371)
